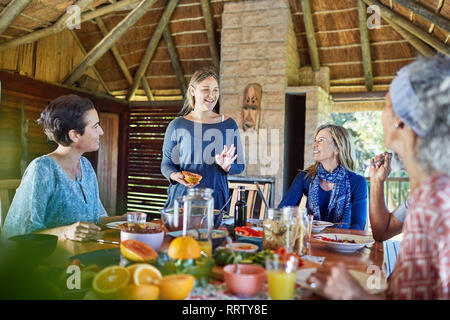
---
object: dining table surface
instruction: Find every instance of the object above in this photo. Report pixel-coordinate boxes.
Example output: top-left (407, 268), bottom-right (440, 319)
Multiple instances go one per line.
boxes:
top-left (44, 219), bottom-right (386, 300)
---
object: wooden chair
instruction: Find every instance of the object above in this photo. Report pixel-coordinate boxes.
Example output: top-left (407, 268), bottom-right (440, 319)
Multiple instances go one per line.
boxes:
top-left (0, 179), bottom-right (21, 228)
top-left (228, 182), bottom-right (271, 220)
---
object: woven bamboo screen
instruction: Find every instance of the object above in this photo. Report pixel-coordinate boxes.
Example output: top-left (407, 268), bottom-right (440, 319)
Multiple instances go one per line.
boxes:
top-left (127, 102), bottom-right (182, 216)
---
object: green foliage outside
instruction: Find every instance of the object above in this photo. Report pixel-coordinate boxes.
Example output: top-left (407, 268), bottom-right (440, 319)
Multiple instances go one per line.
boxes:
top-left (330, 111), bottom-right (410, 210)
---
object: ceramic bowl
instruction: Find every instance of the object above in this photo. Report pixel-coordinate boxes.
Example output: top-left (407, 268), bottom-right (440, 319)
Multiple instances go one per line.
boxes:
top-left (226, 242), bottom-right (259, 253)
top-left (120, 229), bottom-right (165, 251)
top-left (223, 264), bottom-right (266, 296)
top-left (8, 234), bottom-right (58, 259)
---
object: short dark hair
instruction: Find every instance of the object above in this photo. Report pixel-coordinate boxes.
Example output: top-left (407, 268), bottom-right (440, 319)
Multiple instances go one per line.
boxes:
top-left (37, 94), bottom-right (95, 146)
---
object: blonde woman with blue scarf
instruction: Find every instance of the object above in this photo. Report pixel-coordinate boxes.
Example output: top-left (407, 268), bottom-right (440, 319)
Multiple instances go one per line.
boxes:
top-left (279, 124), bottom-right (367, 230)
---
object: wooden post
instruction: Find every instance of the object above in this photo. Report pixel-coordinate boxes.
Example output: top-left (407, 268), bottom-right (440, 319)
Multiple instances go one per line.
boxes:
top-left (95, 16), bottom-right (153, 100)
top-left (362, 0), bottom-right (449, 56)
top-left (200, 0), bottom-right (220, 73)
top-left (0, 0), bottom-right (32, 36)
top-left (127, 0), bottom-right (179, 101)
top-left (392, 0), bottom-right (450, 34)
top-left (301, 0), bottom-right (320, 72)
top-left (63, 0), bottom-right (157, 87)
top-left (0, 0), bottom-right (141, 52)
top-left (163, 27), bottom-right (187, 97)
top-left (358, 1), bottom-right (374, 91)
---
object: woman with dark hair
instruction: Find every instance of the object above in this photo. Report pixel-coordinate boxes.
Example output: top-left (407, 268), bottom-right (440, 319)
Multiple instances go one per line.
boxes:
top-left (279, 124), bottom-right (368, 230)
top-left (161, 66), bottom-right (245, 211)
top-left (307, 55), bottom-right (450, 300)
top-left (2, 94), bottom-right (122, 241)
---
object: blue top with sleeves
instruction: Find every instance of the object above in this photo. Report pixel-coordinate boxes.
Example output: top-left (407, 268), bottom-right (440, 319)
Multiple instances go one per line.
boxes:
top-left (161, 116), bottom-right (245, 211)
top-left (2, 155), bottom-right (107, 239)
top-left (278, 170), bottom-right (368, 230)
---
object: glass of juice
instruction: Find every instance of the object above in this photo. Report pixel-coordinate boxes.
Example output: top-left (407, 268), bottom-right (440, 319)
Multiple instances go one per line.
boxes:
top-left (265, 254), bottom-right (298, 300)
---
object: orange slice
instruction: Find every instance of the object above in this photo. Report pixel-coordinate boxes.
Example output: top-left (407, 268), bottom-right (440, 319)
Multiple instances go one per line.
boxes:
top-left (158, 274), bottom-right (195, 300)
top-left (167, 236), bottom-right (202, 260)
top-left (116, 284), bottom-right (159, 300)
top-left (92, 265), bottom-right (130, 297)
top-left (133, 264), bottom-right (162, 286)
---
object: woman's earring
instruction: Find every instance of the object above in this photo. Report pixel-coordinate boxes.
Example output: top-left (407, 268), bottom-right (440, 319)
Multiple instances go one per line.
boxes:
top-left (394, 123), bottom-right (400, 128)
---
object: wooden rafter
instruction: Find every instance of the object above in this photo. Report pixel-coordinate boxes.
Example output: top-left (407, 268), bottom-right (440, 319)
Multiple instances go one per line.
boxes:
top-left (392, 0), bottom-right (450, 34)
top-left (69, 29), bottom-right (111, 95)
top-left (357, 0), bottom-right (374, 91)
top-left (428, 0), bottom-right (445, 33)
top-left (126, 0), bottom-right (179, 101)
top-left (361, 0), bottom-right (449, 56)
top-left (63, 0), bottom-right (158, 87)
top-left (386, 18), bottom-right (436, 57)
top-left (163, 27), bottom-right (187, 97)
top-left (0, 0), bottom-right (141, 52)
top-left (301, 0), bottom-right (320, 72)
top-left (95, 17), bottom-right (154, 101)
top-left (0, 0), bottom-right (33, 36)
top-left (200, 0), bottom-right (220, 72)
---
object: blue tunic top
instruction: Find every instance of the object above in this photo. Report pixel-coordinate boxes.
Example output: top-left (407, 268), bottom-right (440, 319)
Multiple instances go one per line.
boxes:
top-left (161, 116), bottom-right (245, 211)
top-left (278, 170), bottom-right (368, 230)
top-left (2, 155), bottom-right (107, 239)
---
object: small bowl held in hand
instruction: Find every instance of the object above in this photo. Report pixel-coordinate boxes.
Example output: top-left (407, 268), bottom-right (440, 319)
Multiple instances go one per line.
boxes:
top-left (223, 264), bottom-right (266, 297)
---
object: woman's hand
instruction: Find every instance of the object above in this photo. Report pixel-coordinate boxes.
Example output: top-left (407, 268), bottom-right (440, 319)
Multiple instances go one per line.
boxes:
top-left (64, 222), bottom-right (101, 242)
top-left (215, 144), bottom-right (238, 172)
top-left (369, 152), bottom-right (391, 183)
top-left (170, 171), bottom-right (199, 188)
top-left (307, 262), bottom-right (372, 300)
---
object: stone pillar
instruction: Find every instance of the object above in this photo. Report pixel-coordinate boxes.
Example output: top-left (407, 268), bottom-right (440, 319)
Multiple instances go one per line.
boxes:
top-left (220, 0), bottom-right (300, 206)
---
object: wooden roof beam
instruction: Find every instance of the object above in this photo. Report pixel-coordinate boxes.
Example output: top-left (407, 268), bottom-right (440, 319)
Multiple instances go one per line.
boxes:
top-left (95, 17), bottom-right (154, 101)
top-left (392, 0), bottom-right (450, 34)
top-left (69, 29), bottom-right (111, 95)
top-left (358, 1), bottom-right (374, 92)
top-left (63, 0), bottom-right (158, 87)
top-left (200, 0), bottom-right (220, 73)
top-left (126, 0), bottom-right (179, 101)
top-left (0, 0), bottom-right (33, 36)
top-left (361, 0), bottom-right (449, 56)
top-left (163, 27), bottom-right (187, 97)
top-left (0, 0), bottom-right (141, 52)
top-left (301, 0), bottom-right (320, 72)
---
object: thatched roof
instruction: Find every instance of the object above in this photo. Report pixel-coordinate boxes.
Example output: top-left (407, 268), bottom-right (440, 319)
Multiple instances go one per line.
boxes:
top-left (0, 0), bottom-right (449, 101)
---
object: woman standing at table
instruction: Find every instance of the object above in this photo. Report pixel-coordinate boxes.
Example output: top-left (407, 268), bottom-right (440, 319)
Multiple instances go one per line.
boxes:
top-left (2, 95), bottom-right (122, 241)
top-left (308, 55), bottom-right (450, 300)
top-left (161, 66), bottom-right (245, 211)
top-left (278, 124), bottom-right (367, 230)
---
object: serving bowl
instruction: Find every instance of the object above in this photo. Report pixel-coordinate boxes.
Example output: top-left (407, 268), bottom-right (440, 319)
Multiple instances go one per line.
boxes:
top-left (223, 264), bottom-right (266, 296)
top-left (8, 234), bottom-right (58, 260)
top-left (159, 208), bottom-right (224, 232)
top-left (120, 225), bottom-right (165, 251)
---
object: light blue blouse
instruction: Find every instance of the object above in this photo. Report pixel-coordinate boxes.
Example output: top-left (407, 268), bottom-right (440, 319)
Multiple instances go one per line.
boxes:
top-left (2, 155), bottom-right (107, 239)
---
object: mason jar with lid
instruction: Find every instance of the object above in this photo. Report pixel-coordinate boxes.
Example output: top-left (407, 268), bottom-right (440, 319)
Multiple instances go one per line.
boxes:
top-left (262, 208), bottom-right (295, 252)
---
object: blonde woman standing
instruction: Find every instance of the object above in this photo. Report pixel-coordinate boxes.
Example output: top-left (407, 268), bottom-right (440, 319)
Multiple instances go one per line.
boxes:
top-left (161, 67), bottom-right (245, 211)
top-left (279, 124), bottom-right (367, 230)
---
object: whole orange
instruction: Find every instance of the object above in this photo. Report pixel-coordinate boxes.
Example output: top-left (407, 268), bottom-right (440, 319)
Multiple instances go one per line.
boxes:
top-left (167, 236), bottom-right (201, 260)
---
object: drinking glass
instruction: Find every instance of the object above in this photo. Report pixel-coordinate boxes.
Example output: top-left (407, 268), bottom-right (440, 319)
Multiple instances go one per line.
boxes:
top-left (127, 212), bottom-right (146, 225)
top-left (265, 254), bottom-right (298, 300)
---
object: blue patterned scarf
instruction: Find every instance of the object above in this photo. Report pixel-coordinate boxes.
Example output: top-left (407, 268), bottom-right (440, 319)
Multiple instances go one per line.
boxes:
top-left (307, 164), bottom-right (351, 227)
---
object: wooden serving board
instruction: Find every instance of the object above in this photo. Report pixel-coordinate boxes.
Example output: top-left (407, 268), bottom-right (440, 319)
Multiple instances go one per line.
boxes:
top-left (210, 259), bottom-right (321, 281)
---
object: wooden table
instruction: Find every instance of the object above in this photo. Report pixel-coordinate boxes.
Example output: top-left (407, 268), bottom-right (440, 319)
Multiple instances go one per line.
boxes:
top-left (45, 223), bottom-right (385, 300)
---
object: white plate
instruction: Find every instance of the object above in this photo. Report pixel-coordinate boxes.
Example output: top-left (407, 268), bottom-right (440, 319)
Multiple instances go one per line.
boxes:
top-left (105, 221), bottom-right (160, 230)
top-left (296, 268), bottom-right (387, 295)
top-left (226, 242), bottom-right (259, 253)
top-left (311, 221), bottom-right (334, 233)
top-left (313, 233), bottom-right (375, 253)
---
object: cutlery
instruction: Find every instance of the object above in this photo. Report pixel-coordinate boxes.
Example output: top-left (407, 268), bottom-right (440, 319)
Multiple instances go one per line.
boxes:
top-left (94, 239), bottom-right (120, 245)
top-left (220, 196), bottom-right (232, 213)
top-left (254, 182), bottom-right (270, 211)
top-left (358, 152), bottom-right (393, 171)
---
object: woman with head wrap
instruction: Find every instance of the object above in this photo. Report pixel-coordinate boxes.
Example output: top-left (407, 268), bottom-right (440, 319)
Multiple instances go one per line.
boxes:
top-left (307, 55), bottom-right (450, 300)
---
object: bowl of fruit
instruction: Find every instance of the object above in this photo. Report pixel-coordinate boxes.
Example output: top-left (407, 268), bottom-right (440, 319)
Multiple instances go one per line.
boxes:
top-left (120, 222), bottom-right (165, 252)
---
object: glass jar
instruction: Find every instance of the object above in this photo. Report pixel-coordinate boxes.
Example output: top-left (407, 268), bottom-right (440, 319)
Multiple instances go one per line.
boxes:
top-left (262, 208), bottom-right (296, 252)
top-left (283, 206), bottom-right (310, 256)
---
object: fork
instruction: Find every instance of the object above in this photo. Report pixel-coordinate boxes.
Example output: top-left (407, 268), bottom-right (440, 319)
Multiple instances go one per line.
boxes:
top-left (358, 152), bottom-right (393, 171)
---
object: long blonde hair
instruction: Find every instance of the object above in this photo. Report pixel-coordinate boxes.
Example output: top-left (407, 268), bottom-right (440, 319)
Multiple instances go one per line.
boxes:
top-left (179, 66), bottom-right (219, 116)
top-left (305, 124), bottom-right (356, 178)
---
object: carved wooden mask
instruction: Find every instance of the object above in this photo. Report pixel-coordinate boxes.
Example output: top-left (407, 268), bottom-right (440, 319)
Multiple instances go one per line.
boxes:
top-left (242, 83), bottom-right (262, 131)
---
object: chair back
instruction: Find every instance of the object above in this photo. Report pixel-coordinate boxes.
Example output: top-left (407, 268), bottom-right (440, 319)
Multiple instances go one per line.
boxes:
top-left (228, 182), bottom-right (271, 220)
top-left (0, 179), bottom-right (21, 228)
